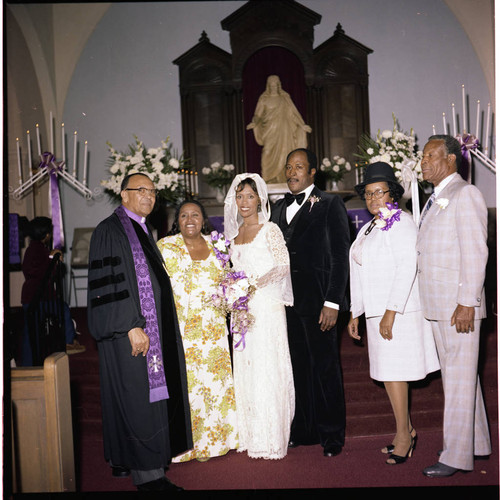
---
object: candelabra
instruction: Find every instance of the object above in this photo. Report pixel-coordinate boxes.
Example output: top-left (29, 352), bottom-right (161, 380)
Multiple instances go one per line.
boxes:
top-left (9, 114), bottom-right (100, 248)
top-left (431, 84), bottom-right (496, 178)
top-left (9, 116), bottom-right (99, 200)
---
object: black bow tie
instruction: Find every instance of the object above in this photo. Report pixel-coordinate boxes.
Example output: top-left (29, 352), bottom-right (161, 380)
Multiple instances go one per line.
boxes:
top-left (285, 192), bottom-right (306, 206)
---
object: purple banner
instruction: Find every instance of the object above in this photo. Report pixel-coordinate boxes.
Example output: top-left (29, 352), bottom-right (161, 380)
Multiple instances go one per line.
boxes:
top-left (9, 213), bottom-right (21, 265)
top-left (347, 208), bottom-right (372, 234)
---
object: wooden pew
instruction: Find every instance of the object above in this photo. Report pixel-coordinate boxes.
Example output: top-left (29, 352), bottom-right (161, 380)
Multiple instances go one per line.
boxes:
top-left (11, 352), bottom-right (76, 493)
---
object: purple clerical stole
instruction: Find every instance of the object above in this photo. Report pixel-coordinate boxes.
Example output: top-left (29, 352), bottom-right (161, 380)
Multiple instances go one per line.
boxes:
top-left (115, 205), bottom-right (169, 402)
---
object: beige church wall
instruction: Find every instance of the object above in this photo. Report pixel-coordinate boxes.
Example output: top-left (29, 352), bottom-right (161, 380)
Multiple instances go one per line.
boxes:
top-left (5, 1), bottom-right (495, 307)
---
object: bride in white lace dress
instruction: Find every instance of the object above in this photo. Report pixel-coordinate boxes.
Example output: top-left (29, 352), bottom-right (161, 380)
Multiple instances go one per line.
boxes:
top-left (224, 173), bottom-right (295, 459)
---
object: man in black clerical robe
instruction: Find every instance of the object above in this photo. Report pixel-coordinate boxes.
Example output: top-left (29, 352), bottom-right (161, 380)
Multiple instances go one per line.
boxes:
top-left (87, 173), bottom-right (192, 491)
top-left (271, 148), bottom-right (350, 458)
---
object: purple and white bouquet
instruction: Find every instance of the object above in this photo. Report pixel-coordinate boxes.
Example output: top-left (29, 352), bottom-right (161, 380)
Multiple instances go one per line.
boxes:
top-left (212, 270), bottom-right (255, 350)
top-left (375, 201), bottom-right (402, 231)
top-left (210, 231), bottom-right (230, 269)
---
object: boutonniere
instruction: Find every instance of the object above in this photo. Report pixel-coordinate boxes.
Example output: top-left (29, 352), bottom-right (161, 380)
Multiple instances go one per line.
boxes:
top-left (436, 198), bottom-right (449, 210)
top-left (210, 231), bottom-right (230, 268)
top-left (307, 195), bottom-right (321, 212)
top-left (374, 202), bottom-right (402, 231)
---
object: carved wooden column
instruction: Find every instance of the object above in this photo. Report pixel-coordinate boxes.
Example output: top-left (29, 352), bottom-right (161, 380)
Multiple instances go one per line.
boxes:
top-left (312, 23), bottom-right (373, 189)
top-left (173, 32), bottom-right (234, 199)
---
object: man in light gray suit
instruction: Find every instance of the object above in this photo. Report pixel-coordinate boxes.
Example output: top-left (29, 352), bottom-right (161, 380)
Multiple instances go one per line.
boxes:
top-left (417, 135), bottom-right (491, 477)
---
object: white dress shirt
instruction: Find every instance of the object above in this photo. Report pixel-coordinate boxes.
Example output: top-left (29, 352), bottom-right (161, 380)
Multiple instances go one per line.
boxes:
top-left (286, 183), bottom-right (315, 223)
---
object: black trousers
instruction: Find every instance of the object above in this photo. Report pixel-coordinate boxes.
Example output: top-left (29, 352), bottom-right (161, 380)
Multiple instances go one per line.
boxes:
top-left (286, 307), bottom-right (346, 448)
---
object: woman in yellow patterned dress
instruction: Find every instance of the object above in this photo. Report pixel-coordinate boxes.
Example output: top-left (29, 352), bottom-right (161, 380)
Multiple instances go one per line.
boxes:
top-left (157, 200), bottom-right (238, 462)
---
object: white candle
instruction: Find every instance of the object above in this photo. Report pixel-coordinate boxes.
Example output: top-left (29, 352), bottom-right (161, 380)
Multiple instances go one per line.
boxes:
top-left (27, 130), bottom-right (32, 176)
top-left (73, 131), bottom-right (77, 176)
top-left (194, 171), bottom-right (199, 194)
top-left (475, 100), bottom-right (480, 137)
top-left (442, 113), bottom-right (447, 134)
top-left (461, 84), bottom-right (466, 133)
top-left (451, 103), bottom-right (457, 136)
top-left (485, 103), bottom-right (491, 152)
top-left (61, 123), bottom-right (66, 165)
top-left (50, 111), bottom-right (54, 153)
top-left (83, 140), bottom-right (88, 185)
top-left (36, 124), bottom-right (41, 155)
top-left (432, 124), bottom-right (436, 135)
top-left (16, 138), bottom-right (22, 185)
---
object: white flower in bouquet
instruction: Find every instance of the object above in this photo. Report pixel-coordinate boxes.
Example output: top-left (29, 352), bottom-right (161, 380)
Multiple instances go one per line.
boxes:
top-left (356, 113), bottom-right (423, 182)
top-left (210, 269), bottom-right (256, 351)
top-left (101, 135), bottom-right (189, 204)
top-left (227, 278), bottom-right (251, 304)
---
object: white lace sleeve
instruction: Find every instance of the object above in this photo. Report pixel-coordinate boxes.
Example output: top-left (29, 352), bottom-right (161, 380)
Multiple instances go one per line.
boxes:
top-left (256, 223), bottom-right (294, 306)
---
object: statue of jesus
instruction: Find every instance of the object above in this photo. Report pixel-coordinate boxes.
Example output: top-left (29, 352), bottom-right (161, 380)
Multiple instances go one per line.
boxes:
top-left (247, 75), bottom-right (312, 184)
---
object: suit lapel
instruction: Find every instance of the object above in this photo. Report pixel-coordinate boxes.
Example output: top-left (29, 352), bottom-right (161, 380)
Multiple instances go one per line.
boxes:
top-left (288, 186), bottom-right (323, 242)
top-left (419, 174), bottom-right (463, 234)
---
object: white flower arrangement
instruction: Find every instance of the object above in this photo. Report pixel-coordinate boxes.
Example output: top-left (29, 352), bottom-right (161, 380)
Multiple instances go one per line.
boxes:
top-left (101, 135), bottom-right (188, 204)
top-left (201, 162), bottom-right (235, 189)
top-left (319, 156), bottom-right (351, 182)
top-left (356, 113), bottom-right (423, 182)
top-left (436, 198), bottom-right (449, 210)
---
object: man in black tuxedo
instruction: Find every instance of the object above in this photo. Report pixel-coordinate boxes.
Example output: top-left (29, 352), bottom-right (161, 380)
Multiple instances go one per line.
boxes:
top-left (270, 148), bottom-right (350, 457)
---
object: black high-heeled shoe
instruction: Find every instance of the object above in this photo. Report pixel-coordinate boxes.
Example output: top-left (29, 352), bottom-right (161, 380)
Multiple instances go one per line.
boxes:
top-left (381, 428), bottom-right (417, 454)
top-left (386, 435), bottom-right (416, 465)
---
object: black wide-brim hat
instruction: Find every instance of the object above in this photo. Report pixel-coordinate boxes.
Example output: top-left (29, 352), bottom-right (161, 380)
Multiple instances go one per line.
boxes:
top-left (355, 161), bottom-right (405, 198)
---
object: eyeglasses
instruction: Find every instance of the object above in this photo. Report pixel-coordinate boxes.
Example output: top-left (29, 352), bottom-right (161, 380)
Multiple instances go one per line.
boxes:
top-left (364, 189), bottom-right (390, 200)
top-left (125, 187), bottom-right (158, 196)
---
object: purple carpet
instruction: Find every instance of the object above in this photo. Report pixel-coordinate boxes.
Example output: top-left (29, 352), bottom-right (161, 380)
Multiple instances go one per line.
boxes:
top-left (66, 308), bottom-right (498, 494)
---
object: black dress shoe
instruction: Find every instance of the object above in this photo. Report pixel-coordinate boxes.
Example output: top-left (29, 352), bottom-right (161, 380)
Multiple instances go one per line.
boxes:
top-left (288, 440), bottom-right (300, 448)
top-left (423, 462), bottom-right (465, 477)
top-left (137, 476), bottom-right (183, 491)
top-left (323, 444), bottom-right (342, 457)
top-left (112, 466), bottom-right (130, 477)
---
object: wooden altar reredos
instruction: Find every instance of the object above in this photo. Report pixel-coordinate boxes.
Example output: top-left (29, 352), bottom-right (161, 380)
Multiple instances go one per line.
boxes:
top-left (173, 0), bottom-right (373, 197)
